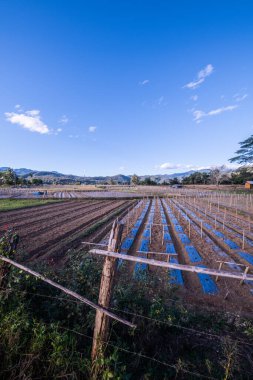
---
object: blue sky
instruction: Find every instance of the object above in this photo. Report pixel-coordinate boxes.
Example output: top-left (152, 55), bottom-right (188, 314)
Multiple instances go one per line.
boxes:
top-left (0, 0), bottom-right (253, 176)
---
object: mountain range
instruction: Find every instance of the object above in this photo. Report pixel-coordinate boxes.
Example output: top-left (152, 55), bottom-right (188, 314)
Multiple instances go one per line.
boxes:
top-left (0, 167), bottom-right (214, 184)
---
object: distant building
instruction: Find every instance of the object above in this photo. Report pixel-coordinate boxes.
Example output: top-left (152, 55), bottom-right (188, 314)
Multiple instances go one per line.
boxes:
top-left (245, 181), bottom-right (253, 189)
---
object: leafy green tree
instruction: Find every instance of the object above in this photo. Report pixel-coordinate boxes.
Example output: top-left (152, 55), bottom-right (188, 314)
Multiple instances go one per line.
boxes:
top-left (141, 177), bottom-right (157, 186)
top-left (230, 167), bottom-right (253, 184)
top-left (170, 177), bottom-right (180, 185)
top-left (229, 135), bottom-right (253, 164)
top-left (1, 169), bottom-right (18, 185)
top-left (31, 178), bottom-right (43, 185)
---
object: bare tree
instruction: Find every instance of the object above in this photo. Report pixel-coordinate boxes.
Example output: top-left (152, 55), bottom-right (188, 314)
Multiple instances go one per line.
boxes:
top-left (209, 166), bottom-right (229, 187)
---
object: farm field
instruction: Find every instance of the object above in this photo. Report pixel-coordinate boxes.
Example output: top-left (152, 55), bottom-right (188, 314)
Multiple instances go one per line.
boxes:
top-left (0, 199), bottom-right (135, 263)
top-left (2, 192), bottom-right (253, 314)
top-left (89, 195), bottom-right (253, 314)
top-left (2, 192), bottom-right (253, 378)
top-left (0, 187), bottom-right (145, 199)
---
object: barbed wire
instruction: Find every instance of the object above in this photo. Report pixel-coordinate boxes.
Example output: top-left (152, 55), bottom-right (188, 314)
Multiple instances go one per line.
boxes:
top-left (58, 326), bottom-right (218, 380)
top-left (2, 287), bottom-right (253, 348)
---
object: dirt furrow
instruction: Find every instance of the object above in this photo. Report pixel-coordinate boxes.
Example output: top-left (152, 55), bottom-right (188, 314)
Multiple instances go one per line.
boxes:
top-left (24, 201), bottom-right (126, 257)
top-left (4, 200), bottom-right (113, 238)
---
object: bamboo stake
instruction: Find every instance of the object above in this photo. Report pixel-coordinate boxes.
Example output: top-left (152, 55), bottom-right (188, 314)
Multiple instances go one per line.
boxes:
top-left (216, 262), bottom-right (223, 281)
top-left (89, 249), bottom-right (253, 282)
top-left (240, 266), bottom-right (249, 285)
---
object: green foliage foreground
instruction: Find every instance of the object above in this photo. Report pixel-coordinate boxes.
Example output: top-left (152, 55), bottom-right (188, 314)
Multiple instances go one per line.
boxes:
top-left (0, 244), bottom-right (253, 379)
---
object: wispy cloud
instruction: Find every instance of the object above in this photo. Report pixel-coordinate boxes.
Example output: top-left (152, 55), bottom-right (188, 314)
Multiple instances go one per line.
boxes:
top-left (58, 115), bottom-right (69, 124)
top-left (5, 109), bottom-right (49, 134)
top-left (184, 64), bottom-right (214, 89)
top-left (193, 105), bottom-right (238, 123)
top-left (160, 162), bottom-right (239, 172)
top-left (152, 96), bottom-right (168, 108)
top-left (139, 79), bottom-right (149, 86)
top-left (233, 92), bottom-right (248, 102)
top-left (159, 162), bottom-right (209, 171)
top-left (89, 126), bottom-right (97, 133)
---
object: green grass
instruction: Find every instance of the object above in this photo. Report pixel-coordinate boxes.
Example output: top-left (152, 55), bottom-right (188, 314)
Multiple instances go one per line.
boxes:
top-left (0, 198), bottom-right (63, 212)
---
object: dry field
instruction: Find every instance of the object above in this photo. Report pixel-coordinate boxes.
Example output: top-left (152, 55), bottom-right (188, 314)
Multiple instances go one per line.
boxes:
top-left (0, 199), bottom-right (135, 263)
top-left (2, 189), bottom-right (253, 314)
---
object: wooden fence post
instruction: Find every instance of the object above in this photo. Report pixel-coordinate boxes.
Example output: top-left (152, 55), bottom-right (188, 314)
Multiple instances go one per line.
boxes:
top-left (91, 220), bottom-right (123, 377)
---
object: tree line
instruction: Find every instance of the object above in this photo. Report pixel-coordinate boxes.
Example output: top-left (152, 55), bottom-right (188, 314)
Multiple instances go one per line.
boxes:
top-left (0, 169), bottom-right (43, 186)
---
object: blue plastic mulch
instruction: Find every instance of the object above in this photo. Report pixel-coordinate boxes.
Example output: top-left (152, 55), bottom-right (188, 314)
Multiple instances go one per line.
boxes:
top-left (142, 229), bottom-right (150, 238)
top-left (129, 227), bottom-right (138, 238)
top-left (174, 225), bottom-right (184, 232)
top-left (169, 256), bottom-right (184, 286)
top-left (121, 237), bottom-right (134, 250)
top-left (163, 225), bottom-right (169, 232)
top-left (139, 239), bottom-right (149, 252)
top-left (204, 223), bottom-right (212, 230)
top-left (134, 220), bottom-right (142, 228)
top-left (185, 245), bottom-right (202, 263)
top-left (166, 243), bottom-right (176, 254)
top-left (237, 251), bottom-right (253, 265)
top-left (224, 239), bottom-right (239, 250)
top-left (178, 233), bottom-right (191, 244)
top-left (134, 262), bottom-right (148, 277)
top-left (213, 230), bottom-right (225, 238)
top-left (197, 265), bottom-right (219, 295)
top-left (163, 232), bottom-right (172, 242)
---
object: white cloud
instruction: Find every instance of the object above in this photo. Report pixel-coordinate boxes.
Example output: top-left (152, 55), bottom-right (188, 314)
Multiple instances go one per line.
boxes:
top-left (160, 163), bottom-right (182, 170)
top-left (160, 162), bottom-right (210, 171)
top-left (159, 162), bottom-right (240, 172)
top-left (139, 79), bottom-right (149, 86)
top-left (5, 109), bottom-right (49, 134)
top-left (58, 115), bottom-right (69, 124)
top-left (119, 166), bottom-right (125, 171)
top-left (184, 64), bottom-right (214, 89)
top-left (89, 126), bottom-right (97, 132)
top-left (193, 105), bottom-right (238, 123)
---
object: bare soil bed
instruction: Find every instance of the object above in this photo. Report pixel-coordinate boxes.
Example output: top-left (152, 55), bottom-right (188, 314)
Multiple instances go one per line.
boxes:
top-left (0, 199), bottom-right (132, 262)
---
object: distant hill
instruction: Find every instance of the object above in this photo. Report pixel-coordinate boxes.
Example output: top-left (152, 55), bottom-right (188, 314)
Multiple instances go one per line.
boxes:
top-left (0, 167), bottom-right (213, 185)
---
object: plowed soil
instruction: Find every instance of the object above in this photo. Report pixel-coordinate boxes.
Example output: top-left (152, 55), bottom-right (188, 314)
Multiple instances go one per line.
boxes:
top-left (0, 200), bottom-right (129, 261)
